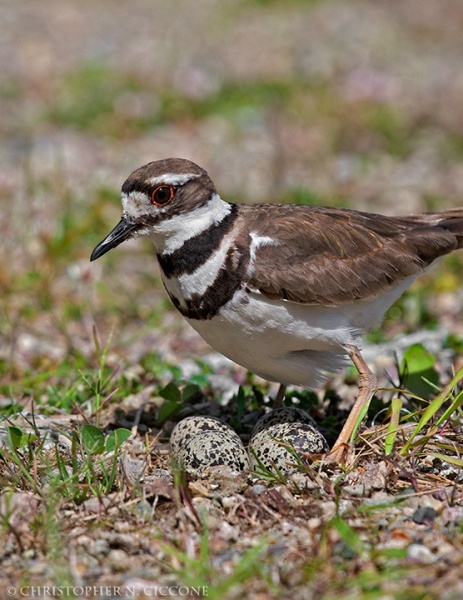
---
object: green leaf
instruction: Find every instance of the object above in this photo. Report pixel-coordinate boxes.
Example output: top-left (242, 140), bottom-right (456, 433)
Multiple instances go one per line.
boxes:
top-left (373, 547), bottom-right (408, 559)
top-left (105, 428), bottom-right (131, 452)
top-left (81, 424), bottom-right (105, 455)
top-left (400, 367), bottom-right (463, 454)
top-left (182, 383), bottom-right (200, 402)
top-left (159, 382), bottom-right (182, 403)
top-left (401, 343), bottom-right (439, 398)
top-left (403, 343), bottom-right (436, 373)
top-left (7, 426), bottom-right (23, 449)
top-left (21, 433), bottom-right (37, 447)
top-left (6, 426), bottom-right (36, 449)
top-left (384, 397), bottom-right (403, 456)
top-left (428, 453), bottom-right (463, 468)
top-left (436, 388), bottom-right (463, 426)
top-left (157, 400), bottom-right (182, 424)
top-left (331, 516), bottom-right (364, 555)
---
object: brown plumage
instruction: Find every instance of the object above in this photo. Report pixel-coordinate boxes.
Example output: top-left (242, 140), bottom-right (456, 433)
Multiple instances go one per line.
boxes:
top-left (236, 205), bottom-right (463, 306)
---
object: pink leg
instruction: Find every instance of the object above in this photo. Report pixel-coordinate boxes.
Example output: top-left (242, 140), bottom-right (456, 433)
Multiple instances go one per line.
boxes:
top-left (326, 344), bottom-right (377, 463)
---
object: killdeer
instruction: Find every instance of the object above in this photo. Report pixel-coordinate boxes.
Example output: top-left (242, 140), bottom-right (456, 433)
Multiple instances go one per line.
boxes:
top-left (91, 158), bottom-right (463, 461)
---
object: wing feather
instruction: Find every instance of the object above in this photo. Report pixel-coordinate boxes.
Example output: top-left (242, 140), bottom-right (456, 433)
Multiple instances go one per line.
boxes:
top-left (241, 205), bottom-right (459, 306)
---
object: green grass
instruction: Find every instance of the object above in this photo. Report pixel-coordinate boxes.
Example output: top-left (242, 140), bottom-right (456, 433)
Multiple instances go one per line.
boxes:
top-left (1, 420), bottom-right (132, 503)
top-left (42, 58), bottom-right (429, 171)
top-left (46, 62), bottom-right (300, 135)
top-left (161, 527), bottom-right (272, 600)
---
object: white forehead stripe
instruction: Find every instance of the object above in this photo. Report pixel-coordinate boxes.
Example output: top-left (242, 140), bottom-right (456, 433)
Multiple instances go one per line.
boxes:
top-left (148, 172), bottom-right (201, 187)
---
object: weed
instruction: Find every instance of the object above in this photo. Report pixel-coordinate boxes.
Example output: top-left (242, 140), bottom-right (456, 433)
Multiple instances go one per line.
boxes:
top-left (161, 526), bottom-right (271, 600)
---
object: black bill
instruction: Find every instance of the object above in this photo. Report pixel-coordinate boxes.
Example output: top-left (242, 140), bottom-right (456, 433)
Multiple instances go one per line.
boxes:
top-left (90, 218), bottom-right (139, 261)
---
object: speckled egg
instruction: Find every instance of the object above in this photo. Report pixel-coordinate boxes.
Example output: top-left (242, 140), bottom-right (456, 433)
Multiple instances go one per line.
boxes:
top-left (169, 416), bottom-right (236, 457)
top-left (249, 421), bottom-right (329, 475)
top-left (169, 416), bottom-right (249, 476)
top-left (251, 407), bottom-right (318, 437)
top-left (175, 430), bottom-right (250, 476)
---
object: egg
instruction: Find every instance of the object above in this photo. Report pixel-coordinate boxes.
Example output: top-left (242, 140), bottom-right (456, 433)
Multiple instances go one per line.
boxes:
top-left (251, 407), bottom-right (318, 437)
top-left (249, 410), bottom-right (329, 475)
top-left (176, 430), bottom-right (250, 476)
top-left (169, 415), bottom-right (237, 456)
top-left (169, 416), bottom-right (249, 476)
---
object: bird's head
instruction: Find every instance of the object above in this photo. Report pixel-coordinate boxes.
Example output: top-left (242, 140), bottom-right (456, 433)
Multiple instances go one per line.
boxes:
top-left (90, 158), bottom-right (221, 260)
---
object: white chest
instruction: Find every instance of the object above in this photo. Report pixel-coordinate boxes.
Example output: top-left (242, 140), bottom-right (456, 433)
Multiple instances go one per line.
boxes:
top-left (183, 288), bottom-right (357, 387)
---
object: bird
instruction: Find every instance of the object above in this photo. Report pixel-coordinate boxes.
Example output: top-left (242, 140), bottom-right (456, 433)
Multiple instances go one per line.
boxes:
top-left (90, 158), bottom-right (463, 461)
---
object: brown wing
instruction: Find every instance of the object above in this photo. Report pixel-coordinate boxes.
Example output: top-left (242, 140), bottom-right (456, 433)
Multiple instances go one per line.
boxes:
top-left (241, 205), bottom-right (461, 306)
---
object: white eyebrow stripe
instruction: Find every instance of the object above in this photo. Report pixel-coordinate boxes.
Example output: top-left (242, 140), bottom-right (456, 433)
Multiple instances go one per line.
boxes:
top-left (147, 173), bottom-right (201, 187)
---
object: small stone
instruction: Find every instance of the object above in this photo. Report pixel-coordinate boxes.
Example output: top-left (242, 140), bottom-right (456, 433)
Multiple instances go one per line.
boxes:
top-left (412, 506), bottom-right (438, 524)
top-left (321, 501), bottom-right (337, 521)
top-left (407, 543), bottom-right (435, 563)
top-left (288, 472), bottom-right (320, 491)
top-left (136, 500), bottom-right (153, 519)
top-left (75, 535), bottom-right (94, 547)
top-left (343, 484), bottom-right (366, 497)
top-left (221, 495), bottom-right (241, 509)
top-left (122, 455), bottom-right (144, 483)
top-left (108, 549), bottom-right (130, 571)
top-left (307, 517), bottom-right (322, 530)
top-left (274, 484), bottom-right (296, 505)
top-left (337, 499), bottom-right (354, 515)
top-left (114, 521), bottom-right (132, 533)
top-left (0, 493), bottom-right (40, 533)
top-left (250, 484), bottom-right (268, 495)
top-left (26, 560), bottom-right (48, 575)
top-left (91, 539), bottom-right (110, 557)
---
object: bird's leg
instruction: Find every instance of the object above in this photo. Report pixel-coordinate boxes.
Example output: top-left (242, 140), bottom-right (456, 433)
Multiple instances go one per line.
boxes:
top-left (273, 383), bottom-right (287, 408)
top-left (326, 344), bottom-right (377, 463)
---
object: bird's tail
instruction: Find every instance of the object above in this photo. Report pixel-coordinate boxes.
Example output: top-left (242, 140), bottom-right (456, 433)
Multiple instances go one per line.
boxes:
top-left (434, 209), bottom-right (463, 249)
top-left (405, 208), bottom-right (463, 249)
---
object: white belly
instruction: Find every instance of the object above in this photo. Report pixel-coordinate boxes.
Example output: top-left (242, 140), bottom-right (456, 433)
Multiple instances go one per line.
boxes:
top-left (185, 275), bottom-right (418, 388)
top-left (185, 289), bottom-right (354, 387)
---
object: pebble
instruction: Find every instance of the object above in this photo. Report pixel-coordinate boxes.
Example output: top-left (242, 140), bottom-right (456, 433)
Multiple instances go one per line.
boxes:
top-left (412, 506), bottom-right (438, 524)
top-left (407, 543), bottom-right (435, 563)
top-left (250, 484), bottom-right (268, 495)
top-left (108, 549), bottom-right (130, 571)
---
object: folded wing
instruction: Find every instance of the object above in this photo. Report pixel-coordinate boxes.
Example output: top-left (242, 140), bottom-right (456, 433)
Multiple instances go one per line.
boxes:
top-left (244, 206), bottom-right (463, 306)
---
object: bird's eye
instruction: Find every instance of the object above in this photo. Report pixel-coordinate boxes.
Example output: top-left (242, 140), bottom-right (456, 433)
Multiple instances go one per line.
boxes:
top-left (151, 185), bottom-right (174, 206)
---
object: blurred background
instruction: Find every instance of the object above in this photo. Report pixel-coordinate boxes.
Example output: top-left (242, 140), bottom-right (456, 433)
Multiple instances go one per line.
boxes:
top-left (1, 0), bottom-right (463, 400)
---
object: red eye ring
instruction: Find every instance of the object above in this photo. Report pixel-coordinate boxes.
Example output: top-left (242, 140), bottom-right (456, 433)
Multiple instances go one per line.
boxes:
top-left (151, 185), bottom-right (175, 206)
